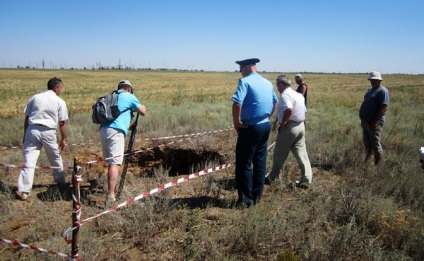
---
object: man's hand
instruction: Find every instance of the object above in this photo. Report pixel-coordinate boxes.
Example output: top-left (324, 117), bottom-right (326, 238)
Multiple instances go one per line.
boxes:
top-left (278, 122), bottom-right (286, 133)
top-left (369, 120), bottom-right (379, 130)
top-left (59, 139), bottom-right (67, 151)
top-left (130, 122), bottom-right (138, 131)
top-left (233, 121), bottom-right (247, 135)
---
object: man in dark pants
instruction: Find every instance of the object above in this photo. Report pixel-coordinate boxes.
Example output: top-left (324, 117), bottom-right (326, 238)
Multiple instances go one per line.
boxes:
top-left (232, 58), bottom-right (278, 207)
top-left (295, 74), bottom-right (308, 107)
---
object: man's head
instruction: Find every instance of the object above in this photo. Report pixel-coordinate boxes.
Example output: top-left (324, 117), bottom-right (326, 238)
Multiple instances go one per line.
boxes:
top-left (368, 71), bottom-right (383, 87)
top-left (47, 77), bottom-right (63, 95)
top-left (276, 75), bottom-right (291, 93)
top-left (235, 58), bottom-right (260, 77)
top-left (118, 79), bottom-right (133, 94)
top-left (295, 74), bottom-right (303, 84)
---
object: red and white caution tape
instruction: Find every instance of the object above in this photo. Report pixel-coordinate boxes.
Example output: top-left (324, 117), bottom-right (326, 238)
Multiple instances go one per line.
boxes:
top-left (0, 142), bottom-right (96, 151)
top-left (0, 127), bottom-right (232, 151)
top-left (63, 163), bottom-right (233, 242)
top-left (143, 127), bottom-right (232, 141)
top-left (0, 163), bottom-right (65, 169)
top-left (0, 145), bottom-right (23, 151)
top-left (79, 132), bottom-right (217, 166)
top-left (0, 238), bottom-right (68, 259)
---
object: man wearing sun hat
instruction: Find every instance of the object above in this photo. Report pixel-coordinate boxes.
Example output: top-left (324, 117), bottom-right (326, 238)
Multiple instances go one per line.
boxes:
top-left (100, 80), bottom-right (147, 204)
top-left (359, 71), bottom-right (390, 165)
top-left (231, 58), bottom-right (278, 207)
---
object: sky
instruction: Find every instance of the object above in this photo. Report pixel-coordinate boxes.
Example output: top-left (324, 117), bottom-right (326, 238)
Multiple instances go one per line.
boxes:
top-left (1, 0), bottom-right (423, 74)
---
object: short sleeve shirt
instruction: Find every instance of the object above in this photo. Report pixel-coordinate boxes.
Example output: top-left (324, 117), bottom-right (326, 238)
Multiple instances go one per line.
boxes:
top-left (359, 85), bottom-right (390, 125)
top-left (24, 90), bottom-right (68, 129)
top-left (232, 72), bottom-right (278, 126)
top-left (278, 88), bottom-right (306, 123)
top-left (101, 90), bottom-right (141, 136)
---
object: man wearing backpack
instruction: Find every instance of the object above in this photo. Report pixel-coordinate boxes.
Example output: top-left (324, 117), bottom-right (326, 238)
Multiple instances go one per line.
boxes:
top-left (100, 80), bottom-right (146, 203)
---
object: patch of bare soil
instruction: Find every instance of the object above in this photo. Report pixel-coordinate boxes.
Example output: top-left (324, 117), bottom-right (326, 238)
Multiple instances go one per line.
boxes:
top-left (0, 134), bottom-right (338, 260)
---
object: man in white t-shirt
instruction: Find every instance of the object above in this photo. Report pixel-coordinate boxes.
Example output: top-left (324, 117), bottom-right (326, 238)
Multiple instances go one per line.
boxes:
top-left (266, 75), bottom-right (312, 188)
top-left (16, 77), bottom-right (69, 201)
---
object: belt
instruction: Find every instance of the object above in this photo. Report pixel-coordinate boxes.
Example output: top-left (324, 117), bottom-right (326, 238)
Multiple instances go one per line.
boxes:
top-left (34, 124), bottom-right (48, 127)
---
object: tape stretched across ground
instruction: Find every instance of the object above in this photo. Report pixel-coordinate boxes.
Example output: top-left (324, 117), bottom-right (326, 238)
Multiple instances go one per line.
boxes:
top-left (64, 142), bottom-right (275, 239)
top-left (62, 163), bottom-right (234, 243)
top-left (0, 127), bottom-right (233, 151)
top-left (0, 127), bottom-right (234, 169)
top-left (0, 238), bottom-right (69, 259)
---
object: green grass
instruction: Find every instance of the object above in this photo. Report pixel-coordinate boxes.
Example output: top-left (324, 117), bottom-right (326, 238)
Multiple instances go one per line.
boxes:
top-left (0, 69), bottom-right (424, 260)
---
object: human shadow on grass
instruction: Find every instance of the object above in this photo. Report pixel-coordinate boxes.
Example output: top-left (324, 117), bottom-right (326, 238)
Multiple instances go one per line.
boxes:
top-left (37, 182), bottom-right (102, 203)
top-left (161, 195), bottom-right (235, 209)
top-left (215, 177), bottom-right (237, 191)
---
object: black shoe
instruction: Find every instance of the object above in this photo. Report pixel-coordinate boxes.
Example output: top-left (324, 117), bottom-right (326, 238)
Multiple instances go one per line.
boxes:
top-left (265, 176), bottom-right (273, 185)
top-left (295, 181), bottom-right (310, 190)
top-left (234, 199), bottom-right (253, 209)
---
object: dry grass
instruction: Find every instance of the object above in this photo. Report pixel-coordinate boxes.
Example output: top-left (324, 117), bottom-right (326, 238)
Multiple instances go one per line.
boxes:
top-left (0, 69), bottom-right (424, 260)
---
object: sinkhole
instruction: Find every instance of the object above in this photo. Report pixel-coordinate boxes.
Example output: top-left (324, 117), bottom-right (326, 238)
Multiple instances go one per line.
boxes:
top-left (136, 147), bottom-right (226, 176)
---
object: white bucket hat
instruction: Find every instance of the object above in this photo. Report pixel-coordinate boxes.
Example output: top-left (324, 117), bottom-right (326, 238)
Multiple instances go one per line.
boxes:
top-left (368, 71), bottom-right (383, 81)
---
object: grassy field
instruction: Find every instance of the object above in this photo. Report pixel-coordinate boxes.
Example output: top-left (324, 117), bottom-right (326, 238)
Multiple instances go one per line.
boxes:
top-left (0, 69), bottom-right (424, 260)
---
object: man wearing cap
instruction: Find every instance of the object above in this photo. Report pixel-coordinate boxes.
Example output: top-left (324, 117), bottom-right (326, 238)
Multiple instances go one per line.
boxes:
top-left (295, 74), bottom-right (308, 107)
top-left (232, 58), bottom-right (278, 207)
top-left (16, 77), bottom-right (68, 201)
top-left (266, 75), bottom-right (312, 187)
top-left (359, 71), bottom-right (390, 165)
top-left (100, 80), bottom-right (146, 203)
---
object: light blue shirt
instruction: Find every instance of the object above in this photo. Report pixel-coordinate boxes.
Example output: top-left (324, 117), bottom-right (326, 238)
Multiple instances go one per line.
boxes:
top-left (232, 72), bottom-right (278, 126)
top-left (101, 90), bottom-right (141, 136)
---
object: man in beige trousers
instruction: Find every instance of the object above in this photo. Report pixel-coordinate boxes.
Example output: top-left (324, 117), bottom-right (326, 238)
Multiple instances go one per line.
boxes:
top-left (266, 75), bottom-right (312, 188)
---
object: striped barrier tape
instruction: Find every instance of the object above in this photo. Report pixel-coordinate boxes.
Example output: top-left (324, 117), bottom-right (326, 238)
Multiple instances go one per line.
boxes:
top-left (0, 138), bottom-right (270, 170)
top-left (0, 142), bottom-right (96, 151)
top-left (79, 132), bottom-right (215, 166)
top-left (0, 135), bottom-right (206, 169)
top-left (0, 127), bottom-right (234, 169)
top-left (0, 137), bottom-right (194, 169)
top-left (62, 163), bottom-right (233, 243)
top-left (0, 127), bottom-right (233, 151)
top-left (0, 163), bottom-right (65, 169)
top-left (143, 127), bottom-right (232, 141)
top-left (0, 145), bottom-right (23, 151)
top-left (0, 238), bottom-right (69, 259)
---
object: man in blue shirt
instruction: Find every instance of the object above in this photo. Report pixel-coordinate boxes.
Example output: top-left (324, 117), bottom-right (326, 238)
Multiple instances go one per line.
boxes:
top-left (100, 80), bottom-right (146, 203)
top-left (232, 58), bottom-right (278, 207)
top-left (359, 71), bottom-right (390, 165)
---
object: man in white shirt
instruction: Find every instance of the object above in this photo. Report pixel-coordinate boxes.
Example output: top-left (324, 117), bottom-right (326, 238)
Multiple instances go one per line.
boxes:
top-left (16, 77), bottom-right (68, 201)
top-left (266, 75), bottom-right (312, 187)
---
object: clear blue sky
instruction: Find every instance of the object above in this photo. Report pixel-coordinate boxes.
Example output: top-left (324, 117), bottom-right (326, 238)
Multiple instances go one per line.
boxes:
top-left (1, 0), bottom-right (423, 73)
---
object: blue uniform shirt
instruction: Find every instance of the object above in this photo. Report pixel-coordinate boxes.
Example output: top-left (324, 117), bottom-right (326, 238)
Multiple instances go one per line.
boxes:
top-left (101, 90), bottom-right (141, 136)
top-left (232, 72), bottom-right (278, 126)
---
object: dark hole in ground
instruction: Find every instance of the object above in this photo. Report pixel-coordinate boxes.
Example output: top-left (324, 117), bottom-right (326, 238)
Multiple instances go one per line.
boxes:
top-left (136, 147), bottom-right (226, 176)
